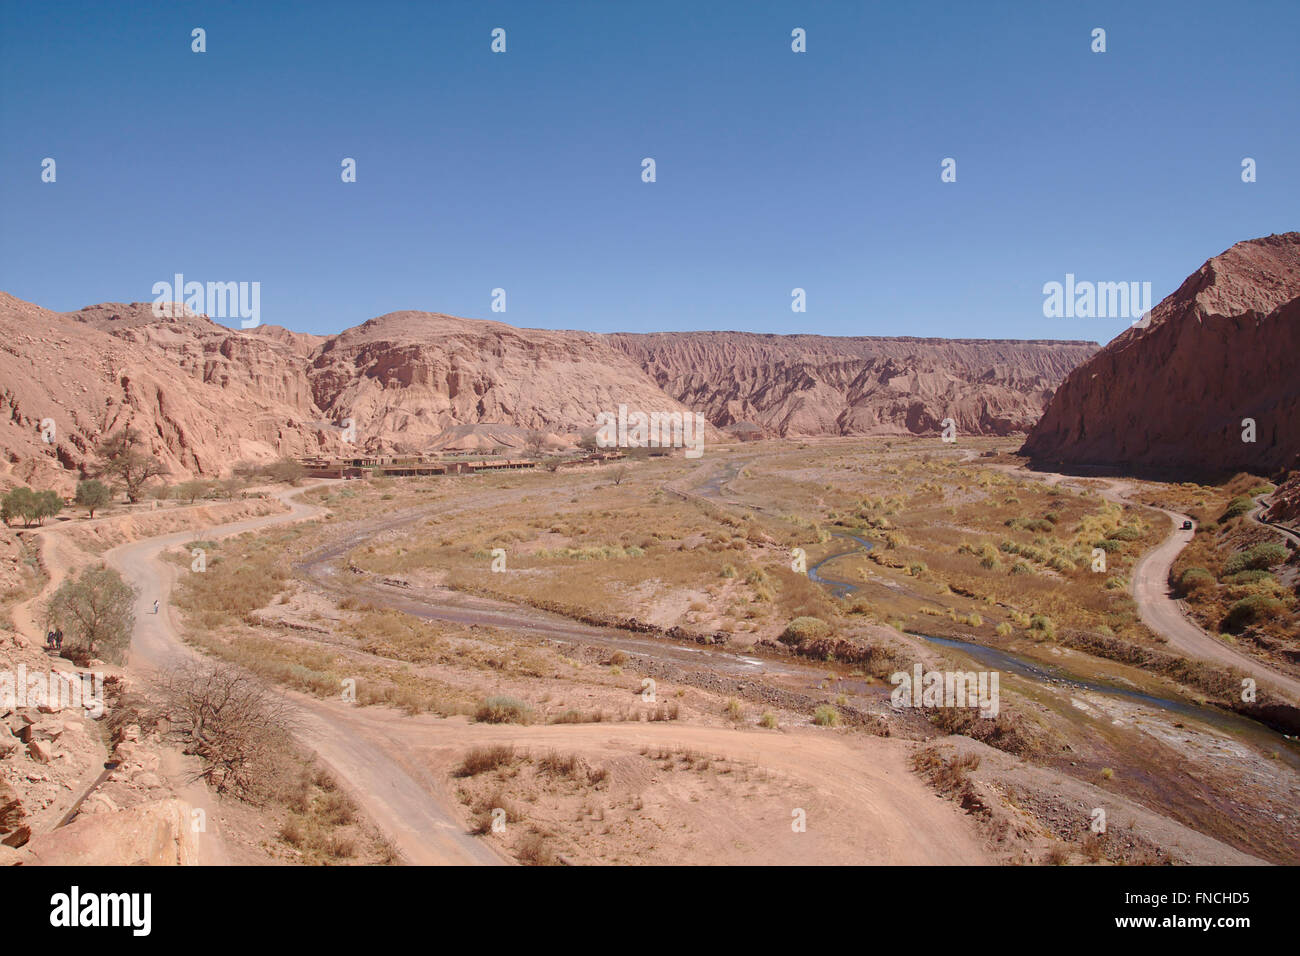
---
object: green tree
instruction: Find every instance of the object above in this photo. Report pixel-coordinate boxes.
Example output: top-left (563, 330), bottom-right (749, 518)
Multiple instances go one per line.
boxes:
top-left (0, 487), bottom-right (59, 526)
top-left (45, 565), bottom-right (137, 664)
top-left (74, 479), bottom-right (112, 518)
top-left (33, 490), bottom-right (62, 524)
top-left (1, 487), bottom-right (37, 526)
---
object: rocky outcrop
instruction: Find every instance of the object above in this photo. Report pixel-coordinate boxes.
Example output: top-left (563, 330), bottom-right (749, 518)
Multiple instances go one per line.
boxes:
top-left (1266, 472), bottom-right (1300, 524)
top-left (0, 295), bottom-right (344, 492)
top-left (609, 333), bottom-right (1097, 438)
top-left (0, 292), bottom-right (1099, 488)
top-left (306, 311), bottom-right (700, 453)
top-left (1021, 233), bottom-right (1300, 478)
top-left (21, 797), bottom-right (200, 866)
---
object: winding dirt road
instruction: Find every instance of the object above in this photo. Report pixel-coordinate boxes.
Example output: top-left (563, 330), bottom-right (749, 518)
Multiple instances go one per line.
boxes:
top-left (1003, 469), bottom-right (1300, 704)
top-left (103, 484), bottom-right (503, 866)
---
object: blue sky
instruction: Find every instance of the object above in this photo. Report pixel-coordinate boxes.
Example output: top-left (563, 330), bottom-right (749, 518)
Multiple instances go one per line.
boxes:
top-left (1, 0), bottom-right (1295, 342)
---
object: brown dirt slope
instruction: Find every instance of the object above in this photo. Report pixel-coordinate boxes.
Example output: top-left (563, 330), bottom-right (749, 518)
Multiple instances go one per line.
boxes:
top-left (1022, 232), bottom-right (1300, 478)
top-left (609, 331), bottom-right (1097, 438)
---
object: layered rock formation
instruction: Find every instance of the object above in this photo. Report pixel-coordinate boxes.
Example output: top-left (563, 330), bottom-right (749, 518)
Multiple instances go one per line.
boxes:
top-left (0, 294), bottom-right (343, 492)
top-left (1021, 233), bottom-right (1300, 478)
top-left (1, 291), bottom-right (1099, 490)
top-left (609, 333), bottom-right (1096, 438)
top-left (305, 311), bottom-right (695, 453)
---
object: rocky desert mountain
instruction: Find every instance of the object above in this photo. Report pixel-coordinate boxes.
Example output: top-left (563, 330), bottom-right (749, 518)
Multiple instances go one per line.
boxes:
top-left (610, 332), bottom-right (1098, 438)
top-left (0, 294), bottom-right (339, 493)
top-left (1021, 233), bottom-right (1300, 478)
top-left (303, 311), bottom-right (695, 454)
top-left (2, 291), bottom-right (1098, 491)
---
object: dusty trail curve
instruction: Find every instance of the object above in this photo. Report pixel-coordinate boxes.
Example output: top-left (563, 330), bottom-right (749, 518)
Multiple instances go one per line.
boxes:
top-left (104, 483), bottom-right (503, 866)
top-left (1128, 504), bottom-right (1300, 704)
top-left (988, 466), bottom-right (1300, 704)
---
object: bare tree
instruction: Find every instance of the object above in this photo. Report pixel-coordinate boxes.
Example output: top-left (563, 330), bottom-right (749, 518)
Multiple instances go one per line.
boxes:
top-left (176, 479), bottom-right (211, 503)
top-left (159, 659), bottom-right (297, 803)
top-left (611, 465), bottom-right (628, 486)
top-left (262, 458), bottom-right (305, 485)
top-left (94, 428), bottom-right (169, 503)
top-left (524, 428), bottom-right (547, 458)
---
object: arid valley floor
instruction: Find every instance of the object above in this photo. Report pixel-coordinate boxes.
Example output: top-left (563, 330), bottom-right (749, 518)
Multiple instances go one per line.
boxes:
top-left (5, 437), bottom-right (1297, 866)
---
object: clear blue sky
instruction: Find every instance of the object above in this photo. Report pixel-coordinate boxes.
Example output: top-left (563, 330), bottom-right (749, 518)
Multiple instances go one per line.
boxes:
top-left (1, 0), bottom-right (1295, 343)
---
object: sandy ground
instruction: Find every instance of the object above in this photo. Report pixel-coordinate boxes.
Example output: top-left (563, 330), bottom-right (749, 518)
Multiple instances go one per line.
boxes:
top-left (100, 480), bottom-right (995, 865)
top-left (323, 705), bottom-right (994, 865)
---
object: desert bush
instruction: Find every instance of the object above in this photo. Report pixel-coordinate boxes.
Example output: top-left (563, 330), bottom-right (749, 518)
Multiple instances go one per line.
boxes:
top-left (779, 615), bottom-right (831, 646)
top-left (812, 704), bottom-right (839, 726)
top-left (455, 744), bottom-right (517, 777)
top-left (1179, 567), bottom-right (1215, 593)
top-left (1029, 614), bottom-right (1056, 640)
top-left (474, 696), bottom-right (533, 724)
top-left (1220, 496), bottom-right (1255, 521)
top-left (1222, 542), bottom-right (1287, 576)
top-left (262, 458), bottom-right (306, 485)
top-left (1223, 570), bottom-right (1274, 586)
top-left (1222, 595), bottom-right (1285, 632)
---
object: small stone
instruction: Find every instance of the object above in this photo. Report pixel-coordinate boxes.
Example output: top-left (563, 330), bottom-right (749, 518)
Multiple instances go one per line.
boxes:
top-left (28, 740), bottom-right (53, 763)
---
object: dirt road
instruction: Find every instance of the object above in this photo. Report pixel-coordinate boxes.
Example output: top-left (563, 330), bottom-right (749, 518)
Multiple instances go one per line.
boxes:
top-left (324, 703), bottom-right (995, 865)
top-left (103, 484), bottom-right (503, 866)
top-left (1128, 506), bottom-right (1300, 700)
top-left (1004, 469), bottom-right (1300, 704)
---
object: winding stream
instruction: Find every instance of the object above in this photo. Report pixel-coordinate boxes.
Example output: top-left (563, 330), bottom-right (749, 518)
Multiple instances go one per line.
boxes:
top-left (806, 527), bottom-right (1300, 767)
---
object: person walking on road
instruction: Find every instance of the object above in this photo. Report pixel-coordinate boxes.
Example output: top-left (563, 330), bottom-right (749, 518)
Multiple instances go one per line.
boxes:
top-left (153, 599), bottom-right (160, 615)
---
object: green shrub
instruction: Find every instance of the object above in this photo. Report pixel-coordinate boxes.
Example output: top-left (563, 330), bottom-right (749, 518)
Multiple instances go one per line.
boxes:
top-left (1222, 542), bottom-right (1287, 576)
top-left (1179, 567), bottom-right (1215, 592)
top-left (1221, 496), bottom-right (1255, 521)
top-left (1222, 595), bottom-right (1284, 632)
top-left (812, 705), bottom-right (840, 727)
